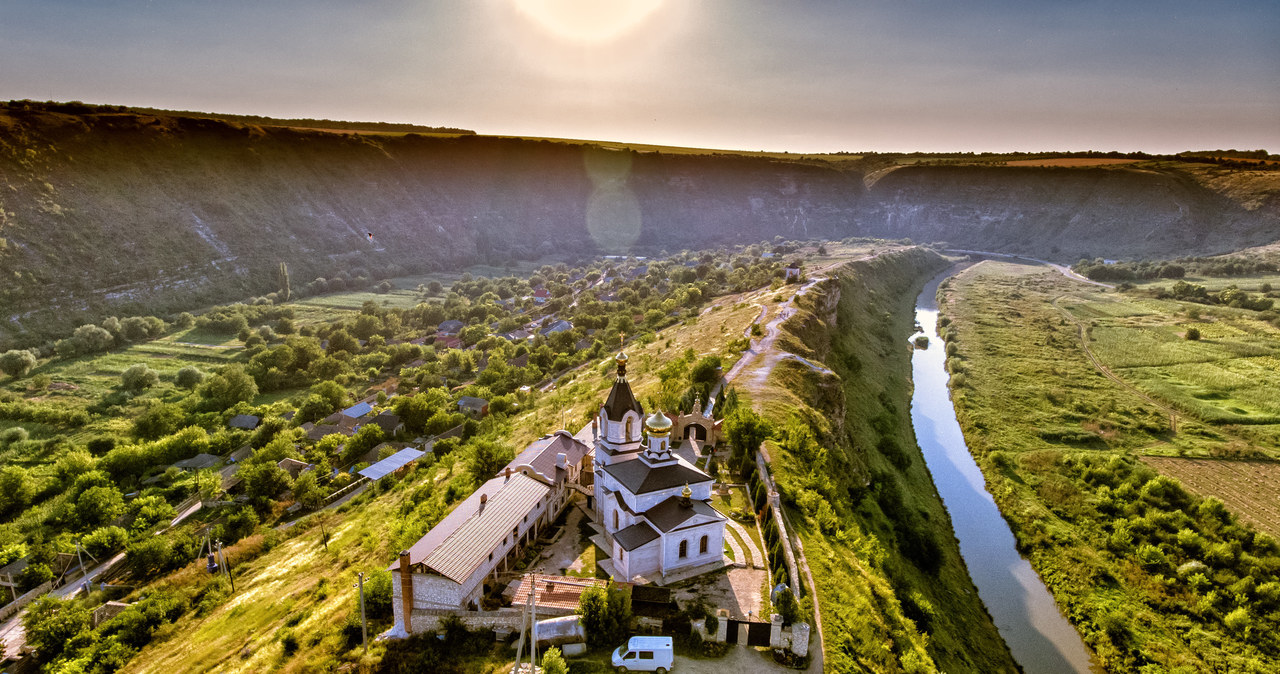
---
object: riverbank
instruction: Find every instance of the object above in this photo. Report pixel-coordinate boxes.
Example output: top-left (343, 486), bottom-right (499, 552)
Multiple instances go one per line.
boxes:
top-left (911, 267), bottom-right (1097, 673)
top-left (938, 260), bottom-right (1280, 672)
top-left (741, 248), bottom-right (1019, 672)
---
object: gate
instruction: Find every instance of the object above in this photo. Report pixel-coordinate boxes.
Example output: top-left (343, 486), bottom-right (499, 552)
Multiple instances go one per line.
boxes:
top-left (725, 618), bottom-right (771, 647)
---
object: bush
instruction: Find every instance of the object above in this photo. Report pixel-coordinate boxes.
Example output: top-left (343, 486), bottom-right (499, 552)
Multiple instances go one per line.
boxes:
top-left (0, 427), bottom-right (29, 446)
top-left (175, 366), bottom-right (205, 389)
top-left (542, 647), bottom-right (569, 674)
top-left (84, 526), bottom-right (129, 558)
top-left (1185, 327), bottom-right (1201, 341)
top-left (121, 364), bottom-right (159, 392)
top-left (0, 349), bottom-right (37, 378)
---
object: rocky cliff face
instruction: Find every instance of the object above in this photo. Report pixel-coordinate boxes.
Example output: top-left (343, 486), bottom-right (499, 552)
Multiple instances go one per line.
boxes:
top-left (1, 106), bottom-right (1277, 344)
top-left (862, 164), bottom-right (1280, 260)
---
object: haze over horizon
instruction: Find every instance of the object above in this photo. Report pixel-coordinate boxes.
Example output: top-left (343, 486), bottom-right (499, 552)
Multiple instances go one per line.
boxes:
top-left (2, 0), bottom-right (1277, 154)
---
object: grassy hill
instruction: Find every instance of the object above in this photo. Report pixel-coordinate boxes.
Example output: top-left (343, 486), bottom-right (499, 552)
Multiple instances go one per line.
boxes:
top-left (2, 102), bottom-right (1279, 348)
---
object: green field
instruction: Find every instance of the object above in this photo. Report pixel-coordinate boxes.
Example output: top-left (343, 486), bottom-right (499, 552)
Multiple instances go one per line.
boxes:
top-left (1062, 286), bottom-right (1280, 442)
top-left (942, 260), bottom-right (1280, 672)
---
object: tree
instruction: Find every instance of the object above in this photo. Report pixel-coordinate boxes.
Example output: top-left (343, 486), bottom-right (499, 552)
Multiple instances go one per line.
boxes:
top-left (467, 439), bottom-right (513, 484)
top-left (342, 423), bottom-right (386, 465)
top-left (175, 365), bottom-right (205, 389)
top-left (278, 261), bottom-right (292, 303)
top-left (0, 349), bottom-right (37, 378)
top-left (292, 471), bottom-right (326, 510)
top-left (126, 537), bottom-right (175, 576)
top-left (725, 408), bottom-right (772, 470)
top-left (576, 583), bottom-right (631, 648)
top-left (133, 402), bottom-right (184, 440)
top-left (121, 363), bottom-right (159, 392)
top-left (0, 465), bottom-right (35, 516)
top-left (83, 526), bottom-right (129, 558)
top-left (240, 461), bottom-right (293, 504)
top-left (76, 485), bottom-right (125, 528)
top-left (199, 365), bottom-right (259, 410)
top-left (23, 596), bottom-right (90, 662)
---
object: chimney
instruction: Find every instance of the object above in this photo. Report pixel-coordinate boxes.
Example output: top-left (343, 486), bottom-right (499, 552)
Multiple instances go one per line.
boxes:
top-left (480, 493), bottom-right (488, 511)
top-left (556, 452), bottom-right (567, 470)
top-left (505, 466), bottom-right (511, 481)
top-left (398, 550), bottom-right (413, 633)
top-left (555, 452), bottom-right (568, 487)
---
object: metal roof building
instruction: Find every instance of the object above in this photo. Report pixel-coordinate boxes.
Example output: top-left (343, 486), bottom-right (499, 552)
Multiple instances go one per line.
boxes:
top-left (358, 448), bottom-right (426, 481)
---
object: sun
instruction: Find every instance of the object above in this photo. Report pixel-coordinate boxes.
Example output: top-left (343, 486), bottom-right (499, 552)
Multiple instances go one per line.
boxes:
top-left (512, 0), bottom-right (665, 44)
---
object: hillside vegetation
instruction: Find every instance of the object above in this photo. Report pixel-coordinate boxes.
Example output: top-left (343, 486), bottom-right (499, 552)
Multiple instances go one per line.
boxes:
top-left (3, 103), bottom-right (1280, 347)
top-left (739, 249), bottom-right (1018, 672)
top-left (940, 261), bottom-right (1280, 672)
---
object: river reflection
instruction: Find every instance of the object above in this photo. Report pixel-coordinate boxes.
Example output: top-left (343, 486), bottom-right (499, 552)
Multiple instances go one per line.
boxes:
top-left (909, 269), bottom-right (1098, 674)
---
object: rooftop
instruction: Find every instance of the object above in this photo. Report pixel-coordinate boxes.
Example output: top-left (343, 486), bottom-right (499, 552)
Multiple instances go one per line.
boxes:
top-left (405, 472), bottom-right (550, 584)
top-left (359, 448), bottom-right (426, 481)
top-left (510, 431), bottom-right (590, 483)
top-left (601, 456), bottom-right (711, 495)
top-left (507, 574), bottom-right (607, 614)
top-left (615, 521), bottom-right (660, 551)
top-left (645, 495), bottom-right (726, 533)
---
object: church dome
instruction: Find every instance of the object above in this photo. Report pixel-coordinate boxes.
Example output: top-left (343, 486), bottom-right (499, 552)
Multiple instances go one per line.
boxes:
top-left (645, 410), bottom-right (672, 434)
top-left (615, 351), bottom-right (629, 364)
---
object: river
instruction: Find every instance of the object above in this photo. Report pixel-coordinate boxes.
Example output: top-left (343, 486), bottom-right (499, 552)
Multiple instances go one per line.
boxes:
top-left (909, 268), bottom-right (1098, 674)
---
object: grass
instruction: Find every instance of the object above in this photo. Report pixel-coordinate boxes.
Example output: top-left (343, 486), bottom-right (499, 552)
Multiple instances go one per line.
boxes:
top-left (125, 455), bottom-right (489, 673)
top-left (734, 249), bottom-right (1018, 673)
top-left (941, 260), bottom-right (1280, 671)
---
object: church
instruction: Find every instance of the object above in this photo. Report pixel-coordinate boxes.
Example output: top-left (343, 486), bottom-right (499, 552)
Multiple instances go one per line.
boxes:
top-left (590, 352), bottom-right (727, 582)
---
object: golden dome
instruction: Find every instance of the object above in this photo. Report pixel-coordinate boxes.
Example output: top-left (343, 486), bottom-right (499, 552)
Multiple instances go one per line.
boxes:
top-left (645, 409), bottom-right (672, 434)
top-left (615, 351), bottom-right (629, 364)
top-left (681, 483), bottom-right (692, 499)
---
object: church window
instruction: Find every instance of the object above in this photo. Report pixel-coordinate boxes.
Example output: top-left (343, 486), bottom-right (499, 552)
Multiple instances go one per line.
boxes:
top-left (679, 540), bottom-right (688, 558)
top-left (700, 535), bottom-right (708, 554)
top-left (661, 439), bottom-right (666, 453)
top-left (625, 417), bottom-right (633, 441)
top-left (613, 511), bottom-right (619, 529)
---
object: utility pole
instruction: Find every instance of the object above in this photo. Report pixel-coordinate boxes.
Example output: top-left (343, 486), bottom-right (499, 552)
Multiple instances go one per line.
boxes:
top-left (218, 540), bottom-right (235, 593)
top-left (530, 574), bottom-right (538, 671)
top-left (355, 572), bottom-right (368, 653)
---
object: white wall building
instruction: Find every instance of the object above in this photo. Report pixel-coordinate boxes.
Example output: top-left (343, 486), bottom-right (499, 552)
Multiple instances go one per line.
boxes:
top-left (592, 353), bottom-right (727, 583)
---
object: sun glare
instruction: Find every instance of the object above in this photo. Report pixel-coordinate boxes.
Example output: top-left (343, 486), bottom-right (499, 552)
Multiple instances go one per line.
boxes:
top-left (513, 0), bottom-right (665, 44)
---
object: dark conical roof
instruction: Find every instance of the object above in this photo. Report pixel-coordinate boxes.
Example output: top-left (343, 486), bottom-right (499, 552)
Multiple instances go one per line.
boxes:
top-left (603, 352), bottom-right (644, 421)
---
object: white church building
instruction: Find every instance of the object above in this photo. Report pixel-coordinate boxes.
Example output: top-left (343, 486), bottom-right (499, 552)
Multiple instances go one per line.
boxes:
top-left (591, 352), bottom-right (727, 582)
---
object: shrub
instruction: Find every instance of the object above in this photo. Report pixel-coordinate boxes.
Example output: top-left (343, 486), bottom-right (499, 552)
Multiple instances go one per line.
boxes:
top-left (0, 349), bottom-right (37, 378)
top-left (84, 526), bottom-right (129, 558)
top-left (0, 427), bottom-right (29, 446)
top-left (121, 364), bottom-right (159, 392)
top-left (542, 647), bottom-right (568, 674)
top-left (175, 366), bottom-right (205, 389)
top-left (1185, 327), bottom-right (1201, 341)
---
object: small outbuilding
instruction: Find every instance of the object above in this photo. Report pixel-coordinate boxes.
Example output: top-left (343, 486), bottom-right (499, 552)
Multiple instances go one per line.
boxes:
top-left (228, 414), bottom-right (261, 431)
top-left (457, 396), bottom-right (489, 418)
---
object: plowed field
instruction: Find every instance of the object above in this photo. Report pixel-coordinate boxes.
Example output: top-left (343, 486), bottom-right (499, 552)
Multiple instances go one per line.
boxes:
top-left (1142, 456), bottom-right (1280, 537)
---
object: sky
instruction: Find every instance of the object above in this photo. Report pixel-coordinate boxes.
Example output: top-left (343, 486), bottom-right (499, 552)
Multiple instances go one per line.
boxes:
top-left (1, 0), bottom-right (1277, 154)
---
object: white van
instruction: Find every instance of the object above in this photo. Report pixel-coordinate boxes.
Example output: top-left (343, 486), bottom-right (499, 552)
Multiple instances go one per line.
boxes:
top-left (611, 636), bottom-right (674, 673)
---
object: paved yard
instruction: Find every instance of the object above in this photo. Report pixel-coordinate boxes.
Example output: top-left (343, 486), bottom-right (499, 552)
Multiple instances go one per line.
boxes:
top-left (673, 567), bottom-right (767, 621)
top-left (672, 647), bottom-right (797, 673)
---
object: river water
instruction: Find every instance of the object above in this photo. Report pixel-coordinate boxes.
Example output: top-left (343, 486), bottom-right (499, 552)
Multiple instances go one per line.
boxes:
top-left (909, 269), bottom-right (1098, 674)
